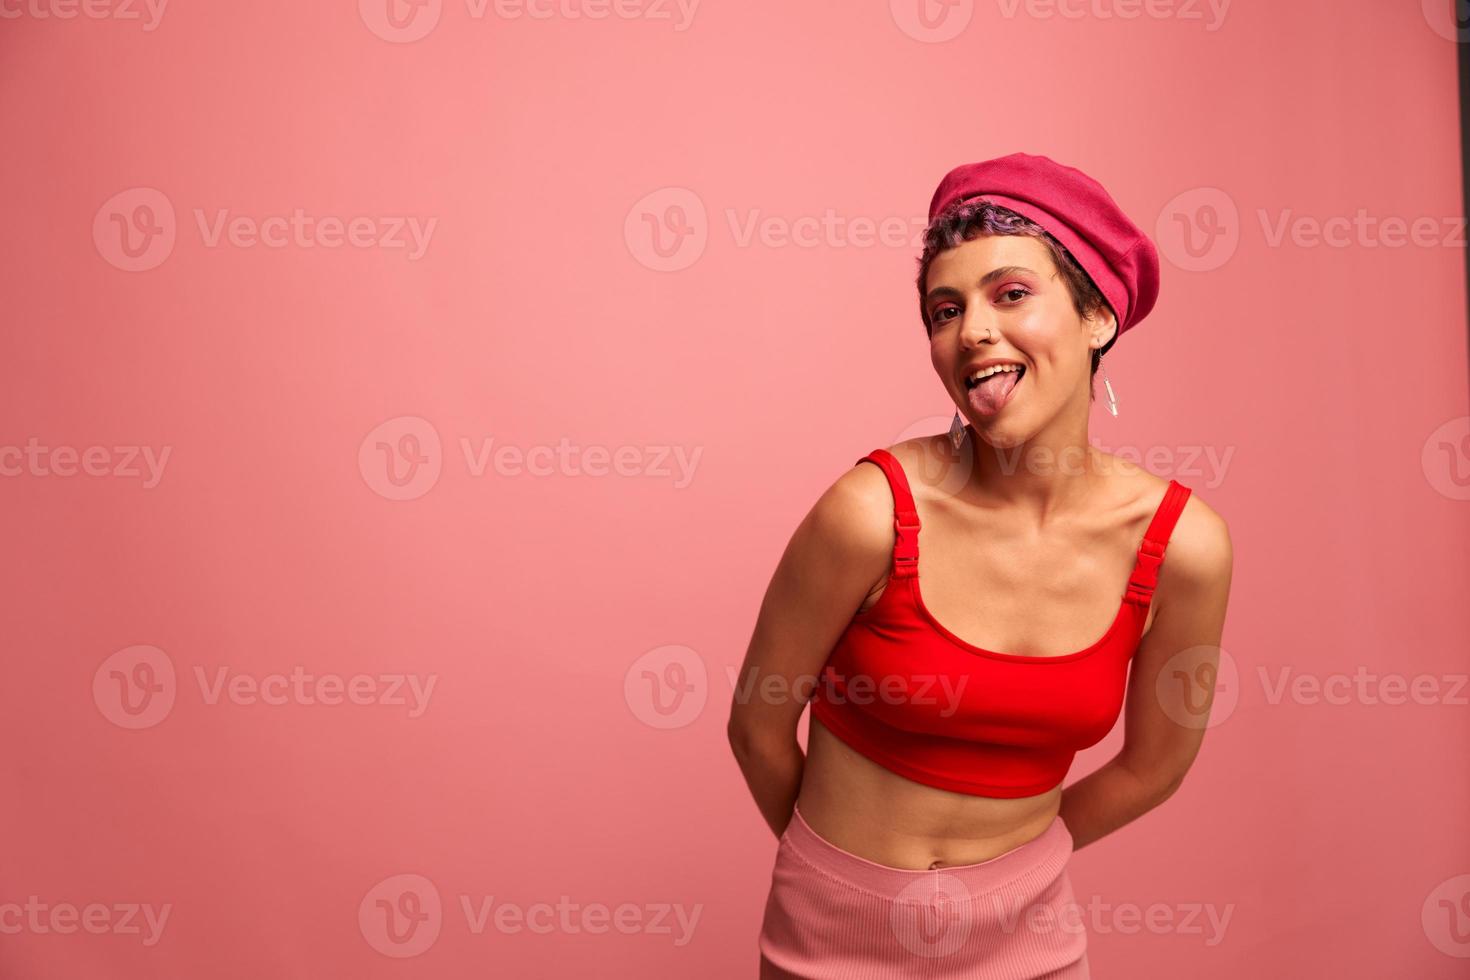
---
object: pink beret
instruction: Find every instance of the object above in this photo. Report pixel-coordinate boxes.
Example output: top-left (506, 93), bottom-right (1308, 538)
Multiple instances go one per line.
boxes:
top-left (927, 152), bottom-right (1161, 338)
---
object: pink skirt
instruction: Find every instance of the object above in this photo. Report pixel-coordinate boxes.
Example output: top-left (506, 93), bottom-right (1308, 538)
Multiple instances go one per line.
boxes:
top-left (758, 803), bottom-right (1089, 979)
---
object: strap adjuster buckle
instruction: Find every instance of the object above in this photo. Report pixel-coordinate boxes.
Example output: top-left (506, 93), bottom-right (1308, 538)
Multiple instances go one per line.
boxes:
top-left (893, 511), bottom-right (920, 564)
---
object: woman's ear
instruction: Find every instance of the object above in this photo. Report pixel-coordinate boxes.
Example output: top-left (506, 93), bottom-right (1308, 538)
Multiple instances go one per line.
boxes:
top-left (1085, 302), bottom-right (1117, 350)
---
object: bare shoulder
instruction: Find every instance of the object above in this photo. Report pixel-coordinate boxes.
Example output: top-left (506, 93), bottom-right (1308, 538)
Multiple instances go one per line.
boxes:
top-left (1165, 481), bottom-right (1233, 589)
top-left (872, 433), bottom-right (952, 498)
top-left (801, 447), bottom-right (901, 565)
top-left (1118, 464), bottom-right (1234, 597)
top-left (1100, 452), bottom-right (1233, 589)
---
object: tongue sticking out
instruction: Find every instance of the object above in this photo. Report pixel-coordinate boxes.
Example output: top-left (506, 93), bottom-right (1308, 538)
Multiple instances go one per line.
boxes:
top-left (968, 370), bottom-right (1020, 416)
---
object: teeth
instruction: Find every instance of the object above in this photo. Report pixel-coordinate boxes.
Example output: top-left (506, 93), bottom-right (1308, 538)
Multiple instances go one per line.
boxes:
top-left (965, 364), bottom-right (1023, 388)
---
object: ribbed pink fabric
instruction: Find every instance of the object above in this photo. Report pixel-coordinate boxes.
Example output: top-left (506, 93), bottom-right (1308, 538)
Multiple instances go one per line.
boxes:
top-left (758, 804), bottom-right (1089, 978)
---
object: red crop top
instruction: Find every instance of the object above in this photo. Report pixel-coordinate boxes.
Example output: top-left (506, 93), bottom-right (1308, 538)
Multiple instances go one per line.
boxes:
top-left (808, 448), bottom-right (1192, 798)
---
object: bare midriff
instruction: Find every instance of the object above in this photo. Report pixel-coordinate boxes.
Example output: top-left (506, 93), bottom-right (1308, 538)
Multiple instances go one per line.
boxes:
top-left (796, 714), bottom-right (1062, 870)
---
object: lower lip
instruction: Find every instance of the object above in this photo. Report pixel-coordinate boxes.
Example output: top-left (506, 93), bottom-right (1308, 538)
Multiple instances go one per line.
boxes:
top-left (965, 371), bottom-right (1025, 418)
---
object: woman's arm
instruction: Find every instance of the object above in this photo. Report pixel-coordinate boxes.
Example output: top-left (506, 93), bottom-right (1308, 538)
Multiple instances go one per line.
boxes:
top-left (726, 460), bottom-right (896, 839)
top-left (1060, 493), bottom-right (1234, 850)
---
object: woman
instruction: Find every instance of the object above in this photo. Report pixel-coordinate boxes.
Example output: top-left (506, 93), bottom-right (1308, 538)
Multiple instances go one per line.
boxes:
top-left (727, 153), bottom-right (1234, 978)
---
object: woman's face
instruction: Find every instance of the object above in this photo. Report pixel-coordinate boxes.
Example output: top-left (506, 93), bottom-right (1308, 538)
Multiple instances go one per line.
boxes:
top-left (923, 233), bottom-right (1113, 448)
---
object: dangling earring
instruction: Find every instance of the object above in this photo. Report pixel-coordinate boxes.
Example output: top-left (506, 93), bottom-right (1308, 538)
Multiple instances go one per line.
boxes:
top-left (951, 326), bottom-right (991, 447)
top-left (1098, 350), bottom-right (1119, 417)
top-left (948, 410), bottom-right (968, 449)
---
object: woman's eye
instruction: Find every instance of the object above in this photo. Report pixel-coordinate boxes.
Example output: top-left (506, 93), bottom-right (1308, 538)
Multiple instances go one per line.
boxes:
top-left (933, 306), bottom-right (958, 323)
top-left (1000, 287), bottom-right (1030, 303)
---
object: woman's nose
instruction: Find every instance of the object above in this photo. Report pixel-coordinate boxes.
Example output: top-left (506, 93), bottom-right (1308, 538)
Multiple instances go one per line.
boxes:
top-left (958, 309), bottom-right (996, 346)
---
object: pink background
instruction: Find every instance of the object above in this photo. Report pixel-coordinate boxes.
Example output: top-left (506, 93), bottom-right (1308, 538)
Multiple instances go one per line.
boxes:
top-left (3, 1), bottom-right (1469, 976)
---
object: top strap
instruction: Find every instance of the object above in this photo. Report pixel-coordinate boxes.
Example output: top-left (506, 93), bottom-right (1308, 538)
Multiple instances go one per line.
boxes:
top-left (856, 448), bottom-right (920, 577)
top-left (1124, 480), bottom-right (1193, 605)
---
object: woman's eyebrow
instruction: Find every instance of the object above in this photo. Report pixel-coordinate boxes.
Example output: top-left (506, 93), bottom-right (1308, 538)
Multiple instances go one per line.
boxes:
top-left (925, 265), bottom-right (1037, 302)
